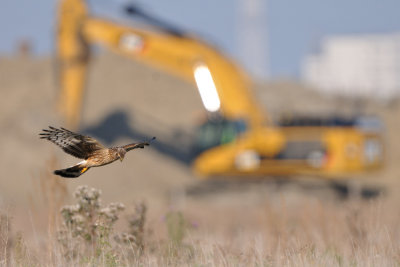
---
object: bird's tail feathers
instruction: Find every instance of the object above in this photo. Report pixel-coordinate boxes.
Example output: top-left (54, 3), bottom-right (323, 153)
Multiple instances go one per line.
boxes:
top-left (54, 164), bottom-right (90, 178)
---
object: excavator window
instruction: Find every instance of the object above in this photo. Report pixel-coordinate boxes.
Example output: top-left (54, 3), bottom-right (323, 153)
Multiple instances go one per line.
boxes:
top-left (193, 117), bottom-right (247, 154)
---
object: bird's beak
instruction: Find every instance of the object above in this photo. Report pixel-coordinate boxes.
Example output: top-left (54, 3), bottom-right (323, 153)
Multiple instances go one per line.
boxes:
top-left (120, 156), bottom-right (124, 162)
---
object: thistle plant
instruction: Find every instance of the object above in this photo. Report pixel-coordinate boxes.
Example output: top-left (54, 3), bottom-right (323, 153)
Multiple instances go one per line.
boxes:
top-left (114, 202), bottom-right (147, 255)
top-left (58, 185), bottom-right (124, 260)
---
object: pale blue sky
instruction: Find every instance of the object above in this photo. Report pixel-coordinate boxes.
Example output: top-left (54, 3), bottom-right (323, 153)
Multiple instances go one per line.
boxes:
top-left (1, 0), bottom-right (400, 78)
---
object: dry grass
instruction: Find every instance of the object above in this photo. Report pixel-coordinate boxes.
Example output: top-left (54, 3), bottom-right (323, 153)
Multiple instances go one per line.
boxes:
top-left (0, 211), bottom-right (12, 266)
top-left (2, 178), bottom-right (400, 266)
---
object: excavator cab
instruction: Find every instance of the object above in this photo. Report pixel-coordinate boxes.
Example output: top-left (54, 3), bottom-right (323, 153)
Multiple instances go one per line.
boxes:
top-left (193, 116), bottom-right (247, 155)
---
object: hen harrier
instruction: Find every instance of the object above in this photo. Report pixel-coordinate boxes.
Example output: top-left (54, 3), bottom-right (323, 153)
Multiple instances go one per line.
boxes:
top-left (40, 126), bottom-right (155, 178)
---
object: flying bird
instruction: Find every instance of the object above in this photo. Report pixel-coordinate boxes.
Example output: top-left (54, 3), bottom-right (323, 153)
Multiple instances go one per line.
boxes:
top-left (40, 126), bottom-right (155, 178)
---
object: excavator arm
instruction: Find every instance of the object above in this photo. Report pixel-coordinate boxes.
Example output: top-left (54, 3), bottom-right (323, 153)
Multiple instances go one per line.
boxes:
top-left (57, 0), bottom-right (265, 129)
top-left (57, 0), bottom-right (90, 127)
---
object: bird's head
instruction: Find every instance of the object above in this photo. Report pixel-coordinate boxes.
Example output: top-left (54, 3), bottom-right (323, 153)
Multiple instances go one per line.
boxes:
top-left (117, 147), bottom-right (126, 162)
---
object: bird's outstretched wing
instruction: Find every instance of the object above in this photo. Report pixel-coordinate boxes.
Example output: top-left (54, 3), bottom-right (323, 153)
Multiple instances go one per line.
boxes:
top-left (39, 126), bottom-right (105, 159)
top-left (123, 137), bottom-right (156, 152)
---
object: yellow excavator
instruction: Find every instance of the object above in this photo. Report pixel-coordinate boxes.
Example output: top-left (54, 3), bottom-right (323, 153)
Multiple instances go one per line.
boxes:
top-left (56, 0), bottom-right (384, 178)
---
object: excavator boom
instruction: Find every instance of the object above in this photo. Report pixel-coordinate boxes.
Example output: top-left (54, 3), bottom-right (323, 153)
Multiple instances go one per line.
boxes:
top-left (57, 0), bottom-right (265, 129)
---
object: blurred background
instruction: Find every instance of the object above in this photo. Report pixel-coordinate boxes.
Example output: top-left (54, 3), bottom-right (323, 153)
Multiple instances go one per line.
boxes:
top-left (1, 0), bottom-right (400, 264)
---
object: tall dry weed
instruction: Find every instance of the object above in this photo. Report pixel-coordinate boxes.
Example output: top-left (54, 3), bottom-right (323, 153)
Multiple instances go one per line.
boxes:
top-left (13, 232), bottom-right (32, 266)
top-left (115, 202), bottom-right (147, 253)
top-left (37, 155), bottom-right (68, 264)
top-left (0, 212), bottom-right (12, 266)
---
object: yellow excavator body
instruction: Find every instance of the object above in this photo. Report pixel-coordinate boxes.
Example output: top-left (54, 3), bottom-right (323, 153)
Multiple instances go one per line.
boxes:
top-left (56, 0), bottom-right (384, 178)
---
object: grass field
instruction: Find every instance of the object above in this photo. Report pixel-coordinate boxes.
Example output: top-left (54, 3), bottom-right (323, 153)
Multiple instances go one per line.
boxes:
top-left (2, 177), bottom-right (400, 266)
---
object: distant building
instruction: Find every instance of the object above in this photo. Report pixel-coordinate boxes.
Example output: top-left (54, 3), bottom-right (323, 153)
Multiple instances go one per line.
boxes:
top-left (302, 33), bottom-right (400, 100)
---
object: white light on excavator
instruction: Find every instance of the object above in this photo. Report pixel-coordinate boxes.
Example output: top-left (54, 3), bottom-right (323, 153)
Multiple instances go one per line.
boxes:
top-left (194, 64), bottom-right (221, 112)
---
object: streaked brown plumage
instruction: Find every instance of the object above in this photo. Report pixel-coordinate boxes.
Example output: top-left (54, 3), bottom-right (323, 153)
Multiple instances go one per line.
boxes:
top-left (40, 126), bottom-right (155, 178)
